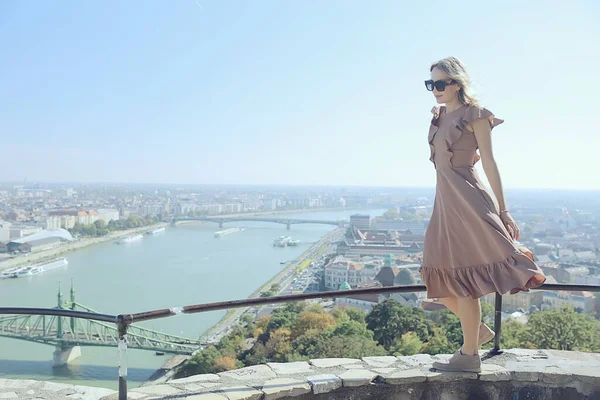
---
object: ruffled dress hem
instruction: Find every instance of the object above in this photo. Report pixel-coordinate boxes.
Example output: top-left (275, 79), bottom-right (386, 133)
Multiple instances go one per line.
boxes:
top-left (419, 252), bottom-right (547, 300)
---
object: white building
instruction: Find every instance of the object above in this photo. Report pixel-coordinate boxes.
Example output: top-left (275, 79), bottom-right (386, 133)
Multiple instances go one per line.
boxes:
top-left (10, 226), bottom-right (43, 240)
top-left (140, 204), bottom-right (163, 216)
top-left (324, 256), bottom-right (382, 290)
top-left (96, 209), bottom-right (120, 223)
top-left (45, 217), bottom-right (62, 229)
top-left (0, 221), bottom-right (11, 243)
top-left (223, 203), bottom-right (242, 214)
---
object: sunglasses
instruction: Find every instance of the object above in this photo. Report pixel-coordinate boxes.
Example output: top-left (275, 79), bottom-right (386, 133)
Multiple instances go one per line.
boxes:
top-left (424, 79), bottom-right (457, 92)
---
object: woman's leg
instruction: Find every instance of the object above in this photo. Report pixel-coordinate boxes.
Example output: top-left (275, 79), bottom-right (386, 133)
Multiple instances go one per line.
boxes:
top-left (457, 297), bottom-right (482, 355)
top-left (437, 297), bottom-right (459, 315)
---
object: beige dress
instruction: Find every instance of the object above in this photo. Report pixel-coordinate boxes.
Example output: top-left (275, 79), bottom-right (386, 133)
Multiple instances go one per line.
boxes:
top-left (419, 105), bottom-right (546, 299)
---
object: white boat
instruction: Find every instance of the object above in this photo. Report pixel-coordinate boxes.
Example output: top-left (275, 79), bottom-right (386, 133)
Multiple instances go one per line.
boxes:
top-left (117, 234), bottom-right (144, 244)
top-left (215, 228), bottom-right (243, 238)
top-left (146, 227), bottom-right (166, 235)
top-left (36, 257), bottom-right (68, 273)
top-left (273, 236), bottom-right (292, 247)
top-left (0, 266), bottom-right (30, 279)
top-left (1, 258), bottom-right (68, 279)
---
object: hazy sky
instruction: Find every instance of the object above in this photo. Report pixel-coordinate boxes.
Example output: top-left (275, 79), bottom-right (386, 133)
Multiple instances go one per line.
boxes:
top-left (1, 1), bottom-right (598, 189)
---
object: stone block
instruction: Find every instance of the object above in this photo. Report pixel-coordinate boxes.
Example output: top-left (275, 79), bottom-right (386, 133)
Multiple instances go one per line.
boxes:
top-left (479, 364), bottom-right (511, 382)
top-left (39, 381), bottom-right (73, 392)
top-left (372, 368), bottom-right (398, 375)
top-left (339, 369), bottom-right (379, 387)
top-left (0, 380), bottom-right (37, 390)
top-left (220, 365), bottom-right (276, 382)
top-left (267, 361), bottom-right (312, 374)
top-left (170, 374), bottom-right (221, 384)
top-left (0, 393), bottom-right (18, 399)
top-left (362, 356), bottom-right (398, 368)
top-left (425, 370), bottom-right (478, 382)
top-left (262, 378), bottom-right (311, 400)
top-left (570, 366), bottom-right (600, 386)
top-left (306, 374), bottom-right (342, 394)
top-left (398, 354), bottom-right (433, 368)
top-left (131, 384), bottom-right (183, 395)
top-left (505, 361), bottom-right (540, 382)
top-left (344, 364), bottom-right (367, 369)
top-left (310, 358), bottom-right (360, 368)
top-left (385, 369), bottom-right (427, 385)
top-left (183, 382), bottom-right (222, 392)
top-left (184, 393), bottom-right (228, 399)
top-left (220, 385), bottom-right (263, 400)
top-left (540, 366), bottom-right (573, 385)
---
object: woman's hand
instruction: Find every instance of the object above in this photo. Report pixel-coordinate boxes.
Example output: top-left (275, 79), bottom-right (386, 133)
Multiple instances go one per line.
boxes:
top-left (500, 211), bottom-right (520, 241)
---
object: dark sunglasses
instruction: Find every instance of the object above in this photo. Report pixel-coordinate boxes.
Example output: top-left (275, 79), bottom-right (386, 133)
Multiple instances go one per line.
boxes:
top-left (424, 79), bottom-right (457, 92)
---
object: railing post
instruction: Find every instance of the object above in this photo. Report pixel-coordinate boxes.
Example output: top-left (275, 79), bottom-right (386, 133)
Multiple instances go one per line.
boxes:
top-left (489, 292), bottom-right (503, 355)
top-left (117, 316), bottom-right (129, 400)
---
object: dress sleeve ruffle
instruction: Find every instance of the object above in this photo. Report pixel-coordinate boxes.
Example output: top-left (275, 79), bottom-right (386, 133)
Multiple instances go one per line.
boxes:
top-left (461, 105), bottom-right (504, 131)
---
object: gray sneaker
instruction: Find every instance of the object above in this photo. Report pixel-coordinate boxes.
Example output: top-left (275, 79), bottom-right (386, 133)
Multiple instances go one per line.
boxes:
top-left (432, 351), bottom-right (481, 373)
top-left (479, 323), bottom-right (495, 346)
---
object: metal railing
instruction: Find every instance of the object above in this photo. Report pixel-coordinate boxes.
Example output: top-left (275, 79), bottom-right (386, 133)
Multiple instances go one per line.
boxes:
top-left (1, 282), bottom-right (599, 399)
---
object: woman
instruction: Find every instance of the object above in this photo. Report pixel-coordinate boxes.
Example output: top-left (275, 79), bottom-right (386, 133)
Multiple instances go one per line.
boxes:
top-left (419, 57), bottom-right (546, 373)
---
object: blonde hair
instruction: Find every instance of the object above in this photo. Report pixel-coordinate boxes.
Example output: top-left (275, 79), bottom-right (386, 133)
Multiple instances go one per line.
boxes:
top-left (430, 57), bottom-right (479, 107)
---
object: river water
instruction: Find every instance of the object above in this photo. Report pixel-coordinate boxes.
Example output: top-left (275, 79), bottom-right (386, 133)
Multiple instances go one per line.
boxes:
top-left (0, 208), bottom-right (385, 389)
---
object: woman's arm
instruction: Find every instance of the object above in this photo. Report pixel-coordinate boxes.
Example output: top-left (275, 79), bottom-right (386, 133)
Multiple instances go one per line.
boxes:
top-left (471, 118), bottom-right (520, 240)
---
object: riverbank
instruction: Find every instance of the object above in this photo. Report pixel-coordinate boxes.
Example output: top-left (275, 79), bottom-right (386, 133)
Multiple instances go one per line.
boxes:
top-left (0, 223), bottom-right (168, 272)
top-left (200, 227), bottom-right (341, 342)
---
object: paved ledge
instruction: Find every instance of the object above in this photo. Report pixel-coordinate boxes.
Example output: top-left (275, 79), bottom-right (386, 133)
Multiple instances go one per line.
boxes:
top-left (2, 349), bottom-right (600, 399)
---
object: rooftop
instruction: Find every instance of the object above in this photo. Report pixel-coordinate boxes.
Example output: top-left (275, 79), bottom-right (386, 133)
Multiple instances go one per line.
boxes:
top-left (9, 228), bottom-right (73, 244)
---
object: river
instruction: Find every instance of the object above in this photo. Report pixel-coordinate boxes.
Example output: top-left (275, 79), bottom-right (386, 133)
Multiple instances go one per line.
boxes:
top-left (0, 208), bottom-right (386, 389)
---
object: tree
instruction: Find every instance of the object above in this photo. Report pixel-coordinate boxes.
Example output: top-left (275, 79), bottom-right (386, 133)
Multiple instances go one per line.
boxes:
top-left (346, 308), bottom-right (366, 324)
top-left (176, 346), bottom-right (222, 377)
top-left (422, 327), bottom-right (455, 355)
top-left (94, 220), bottom-right (107, 230)
top-left (391, 332), bottom-right (423, 356)
top-left (383, 209), bottom-right (400, 220)
top-left (307, 334), bottom-right (387, 359)
top-left (395, 269), bottom-right (416, 286)
top-left (366, 299), bottom-right (432, 349)
top-left (525, 307), bottom-right (600, 351)
top-left (293, 311), bottom-right (336, 339)
top-left (498, 320), bottom-right (531, 350)
top-left (213, 356), bottom-right (237, 372)
top-left (240, 314), bottom-right (254, 326)
top-left (265, 328), bottom-right (292, 361)
top-left (330, 320), bottom-right (372, 339)
top-left (429, 310), bottom-right (463, 348)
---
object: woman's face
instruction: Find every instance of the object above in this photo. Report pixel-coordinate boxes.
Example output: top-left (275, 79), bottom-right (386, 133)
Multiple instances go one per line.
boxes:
top-left (430, 67), bottom-right (461, 104)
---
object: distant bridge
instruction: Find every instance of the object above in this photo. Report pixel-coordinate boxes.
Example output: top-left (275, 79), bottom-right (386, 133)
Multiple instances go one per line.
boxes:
top-left (172, 216), bottom-right (346, 229)
top-left (0, 282), bottom-right (200, 366)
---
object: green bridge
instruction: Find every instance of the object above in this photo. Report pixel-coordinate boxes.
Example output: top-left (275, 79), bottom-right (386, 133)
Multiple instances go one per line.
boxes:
top-left (0, 281), bottom-right (201, 366)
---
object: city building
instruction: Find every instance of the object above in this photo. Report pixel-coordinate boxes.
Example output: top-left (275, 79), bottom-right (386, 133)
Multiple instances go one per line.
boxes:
top-left (350, 214), bottom-right (371, 230)
top-left (7, 228), bottom-right (73, 254)
top-left (324, 256), bottom-right (383, 290)
top-left (10, 225), bottom-right (42, 240)
top-left (96, 209), bottom-right (120, 223)
top-left (0, 221), bottom-right (11, 243)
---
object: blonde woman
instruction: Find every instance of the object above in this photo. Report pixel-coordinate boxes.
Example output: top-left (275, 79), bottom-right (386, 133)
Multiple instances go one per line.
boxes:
top-left (419, 57), bottom-right (546, 372)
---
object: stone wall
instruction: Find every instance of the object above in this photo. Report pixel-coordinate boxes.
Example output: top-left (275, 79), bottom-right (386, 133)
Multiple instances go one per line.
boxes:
top-left (2, 349), bottom-right (600, 399)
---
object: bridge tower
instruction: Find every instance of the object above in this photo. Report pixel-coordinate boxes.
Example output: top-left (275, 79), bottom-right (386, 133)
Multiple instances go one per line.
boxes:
top-left (52, 281), bottom-right (81, 368)
top-left (286, 222), bottom-right (291, 230)
top-left (218, 220), bottom-right (224, 228)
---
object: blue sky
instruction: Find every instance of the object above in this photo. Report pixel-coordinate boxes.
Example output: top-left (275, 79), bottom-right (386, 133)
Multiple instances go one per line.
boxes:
top-left (1, 0), bottom-right (598, 189)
